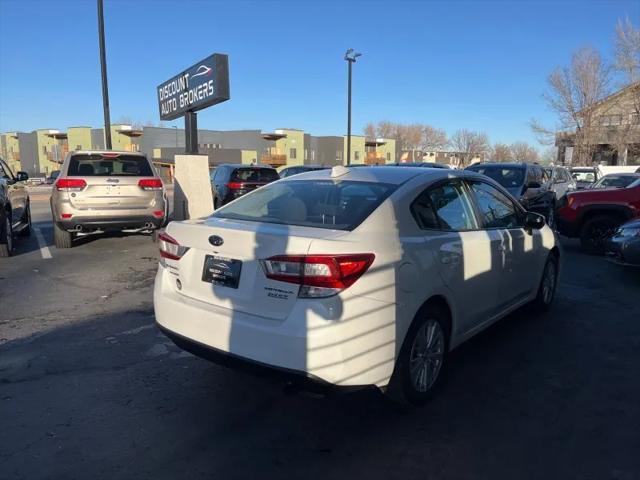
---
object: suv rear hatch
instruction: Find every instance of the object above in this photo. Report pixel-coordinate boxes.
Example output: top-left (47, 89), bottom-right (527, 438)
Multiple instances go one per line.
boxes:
top-left (64, 153), bottom-right (160, 210)
top-left (228, 167), bottom-right (279, 196)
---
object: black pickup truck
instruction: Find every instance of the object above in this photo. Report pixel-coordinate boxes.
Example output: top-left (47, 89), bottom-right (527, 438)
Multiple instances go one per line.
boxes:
top-left (0, 157), bottom-right (31, 257)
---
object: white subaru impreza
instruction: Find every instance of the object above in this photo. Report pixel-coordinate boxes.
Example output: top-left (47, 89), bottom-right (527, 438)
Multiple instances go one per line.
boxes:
top-left (154, 166), bottom-right (559, 404)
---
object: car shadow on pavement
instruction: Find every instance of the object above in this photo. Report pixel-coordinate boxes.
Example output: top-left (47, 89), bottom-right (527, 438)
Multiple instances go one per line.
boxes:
top-left (2, 286), bottom-right (639, 480)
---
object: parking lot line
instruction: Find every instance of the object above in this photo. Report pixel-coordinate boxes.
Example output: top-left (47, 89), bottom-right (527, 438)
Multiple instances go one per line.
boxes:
top-left (33, 227), bottom-right (52, 259)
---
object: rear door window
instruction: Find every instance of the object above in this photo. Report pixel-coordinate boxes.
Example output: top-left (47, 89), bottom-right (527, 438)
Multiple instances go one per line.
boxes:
top-left (67, 154), bottom-right (154, 176)
top-left (213, 180), bottom-right (396, 230)
top-left (230, 168), bottom-right (279, 183)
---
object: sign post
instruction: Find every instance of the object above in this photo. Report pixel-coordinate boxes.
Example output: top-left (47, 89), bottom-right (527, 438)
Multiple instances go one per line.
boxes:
top-left (157, 53), bottom-right (230, 154)
top-left (157, 53), bottom-right (230, 220)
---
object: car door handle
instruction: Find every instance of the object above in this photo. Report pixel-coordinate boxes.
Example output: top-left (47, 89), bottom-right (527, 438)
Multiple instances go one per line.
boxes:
top-left (497, 245), bottom-right (506, 252)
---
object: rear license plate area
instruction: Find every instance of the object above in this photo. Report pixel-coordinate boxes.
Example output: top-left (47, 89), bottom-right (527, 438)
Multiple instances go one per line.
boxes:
top-left (202, 255), bottom-right (242, 288)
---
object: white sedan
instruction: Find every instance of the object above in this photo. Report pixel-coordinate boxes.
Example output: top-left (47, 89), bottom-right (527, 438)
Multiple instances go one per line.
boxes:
top-left (154, 166), bottom-right (559, 405)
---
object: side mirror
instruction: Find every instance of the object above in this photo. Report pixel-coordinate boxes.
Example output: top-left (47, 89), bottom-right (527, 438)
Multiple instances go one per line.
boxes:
top-left (16, 171), bottom-right (29, 181)
top-left (525, 211), bottom-right (545, 230)
top-left (527, 181), bottom-right (542, 189)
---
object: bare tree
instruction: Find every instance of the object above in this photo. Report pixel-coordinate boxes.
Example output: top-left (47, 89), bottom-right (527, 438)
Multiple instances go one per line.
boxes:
top-left (510, 141), bottom-right (539, 162)
top-left (539, 146), bottom-right (558, 166)
top-left (363, 122), bottom-right (377, 139)
top-left (491, 143), bottom-right (512, 162)
top-left (614, 17), bottom-right (640, 84)
top-left (376, 121), bottom-right (397, 139)
top-left (421, 125), bottom-right (448, 151)
top-left (532, 47), bottom-right (611, 165)
top-left (449, 129), bottom-right (490, 167)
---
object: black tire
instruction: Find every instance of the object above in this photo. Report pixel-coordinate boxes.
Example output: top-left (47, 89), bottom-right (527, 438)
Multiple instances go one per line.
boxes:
top-left (0, 213), bottom-right (12, 257)
top-left (579, 215), bottom-right (619, 254)
top-left (18, 203), bottom-right (31, 237)
top-left (214, 197), bottom-right (220, 210)
top-left (53, 221), bottom-right (73, 248)
top-left (546, 202), bottom-right (556, 230)
top-left (531, 253), bottom-right (559, 312)
top-left (387, 303), bottom-right (450, 406)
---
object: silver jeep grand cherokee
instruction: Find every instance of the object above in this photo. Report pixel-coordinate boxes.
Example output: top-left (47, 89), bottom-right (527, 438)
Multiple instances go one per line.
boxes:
top-left (50, 151), bottom-right (167, 248)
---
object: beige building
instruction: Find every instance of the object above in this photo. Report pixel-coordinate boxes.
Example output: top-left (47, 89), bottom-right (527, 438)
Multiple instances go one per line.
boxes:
top-left (556, 82), bottom-right (640, 166)
top-left (0, 132), bottom-right (22, 173)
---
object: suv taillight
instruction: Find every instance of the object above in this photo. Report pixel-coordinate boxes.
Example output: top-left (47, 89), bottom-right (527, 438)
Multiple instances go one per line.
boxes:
top-left (55, 178), bottom-right (87, 191)
top-left (138, 178), bottom-right (163, 190)
top-left (158, 232), bottom-right (189, 260)
top-left (226, 182), bottom-right (244, 189)
top-left (261, 254), bottom-right (375, 298)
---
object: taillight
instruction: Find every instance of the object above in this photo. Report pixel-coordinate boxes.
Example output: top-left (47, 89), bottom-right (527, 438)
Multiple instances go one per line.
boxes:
top-left (261, 254), bottom-right (375, 298)
top-left (226, 182), bottom-right (244, 189)
top-left (152, 210), bottom-right (165, 218)
top-left (158, 231), bottom-right (189, 260)
top-left (138, 178), bottom-right (163, 190)
top-left (55, 178), bottom-right (87, 191)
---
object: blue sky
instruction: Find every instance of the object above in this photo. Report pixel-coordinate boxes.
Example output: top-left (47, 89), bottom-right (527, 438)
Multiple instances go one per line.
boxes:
top-left (0, 0), bottom-right (638, 146)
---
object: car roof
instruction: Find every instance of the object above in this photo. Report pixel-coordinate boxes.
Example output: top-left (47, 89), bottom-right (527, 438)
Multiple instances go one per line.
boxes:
top-left (601, 173), bottom-right (640, 178)
top-left (281, 165), bottom-right (470, 185)
top-left (468, 162), bottom-right (527, 169)
top-left (70, 150), bottom-right (146, 156)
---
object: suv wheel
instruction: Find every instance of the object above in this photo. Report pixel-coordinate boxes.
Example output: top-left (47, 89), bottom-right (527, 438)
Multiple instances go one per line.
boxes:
top-left (0, 213), bottom-right (13, 257)
top-left (580, 216), bottom-right (618, 254)
top-left (387, 304), bottom-right (449, 406)
top-left (53, 221), bottom-right (74, 248)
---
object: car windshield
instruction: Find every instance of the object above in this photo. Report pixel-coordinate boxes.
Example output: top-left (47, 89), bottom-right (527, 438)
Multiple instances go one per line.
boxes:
top-left (67, 154), bottom-right (153, 176)
top-left (467, 166), bottom-right (525, 188)
top-left (213, 179), bottom-right (397, 230)
top-left (230, 168), bottom-right (279, 183)
top-left (592, 175), bottom-right (640, 189)
top-left (571, 170), bottom-right (596, 183)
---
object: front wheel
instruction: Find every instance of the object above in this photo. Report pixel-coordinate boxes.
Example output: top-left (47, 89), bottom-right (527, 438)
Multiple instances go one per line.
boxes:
top-left (53, 221), bottom-right (73, 248)
top-left (531, 254), bottom-right (558, 311)
top-left (387, 305), bottom-right (449, 406)
top-left (0, 214), bottom-right (13, 257)
top-left (580, 216), bottom-right (618, 254)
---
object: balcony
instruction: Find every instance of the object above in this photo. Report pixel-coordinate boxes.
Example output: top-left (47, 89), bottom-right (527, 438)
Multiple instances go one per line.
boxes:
top-left (260, 154), bottom-right (287, 166)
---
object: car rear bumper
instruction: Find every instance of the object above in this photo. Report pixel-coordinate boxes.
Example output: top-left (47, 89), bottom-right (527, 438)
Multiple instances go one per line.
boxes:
top-left (56, 214), bottom-right (164, 231)
top-left (153, 264), bottom-right (397, 388)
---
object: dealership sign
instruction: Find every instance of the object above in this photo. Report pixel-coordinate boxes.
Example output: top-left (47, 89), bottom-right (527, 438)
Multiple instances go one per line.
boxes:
top-left (157, 53), bottom-right (230, 121)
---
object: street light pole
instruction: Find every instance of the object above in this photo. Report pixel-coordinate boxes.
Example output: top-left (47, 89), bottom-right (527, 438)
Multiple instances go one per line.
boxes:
top-left (97, 0), bottom-right (112, 150)
top-left (344, 49), bottom-right (361, 166)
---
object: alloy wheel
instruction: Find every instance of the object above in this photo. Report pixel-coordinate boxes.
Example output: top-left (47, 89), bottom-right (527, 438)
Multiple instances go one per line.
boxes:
top-left (5, 216), bottom-right (12, 252)
top-left (409, 319), bottom-right (445, 393)
top-left (541, 260), bottom-right (557, 305)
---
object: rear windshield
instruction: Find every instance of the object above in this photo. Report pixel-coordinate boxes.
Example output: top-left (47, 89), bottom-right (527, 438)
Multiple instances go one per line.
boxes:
top-left (213, 180), bottom-right (397, 230)
top-left (67, 154), bottom-right (154, 177)
top-left (230, 168), bottom-right (279, 183)
top-left (467, 166), bottom-right (525, 188)
top-left (572, 170), bottom-right (596, 183)
top-left (592, 175), bottom-right (639, 189)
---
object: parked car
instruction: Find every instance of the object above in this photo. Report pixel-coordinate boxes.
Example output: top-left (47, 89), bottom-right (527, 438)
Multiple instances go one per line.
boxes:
top-left (544, 165), bottom-right (576, 199)
top-left (556, 177), bottom-right (640, 253)
top-left (590, 173), bottom-right (640, 189)
top-left (155, 166), bottom-right (559, 405)
top-left (570, 167), bottom-right (599, 190)
top-left (210, 164), bottom-right (279, 208)
top-left (0, 157), bottom-right (31, 257)
top-left (45, 170), bottom-right (60, 185)
top-left (50, 151), bottom-right (168, 248)
top-left (279, 165), bottom-right (329, 178)
top-left (466, 162), bottom-right (556, 225)
top-left (605, 218), bottom-right (640, 267)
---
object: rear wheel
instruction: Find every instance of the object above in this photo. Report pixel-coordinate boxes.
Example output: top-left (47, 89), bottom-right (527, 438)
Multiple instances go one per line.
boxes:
top-left (580, 216), bottom-right (619, 254)
top-left (531, 253), bottom-right (558, 311)
top-left (387, 304), bottom-right (449, 406)
top-left (0, 213), bottom-right (13, 257)
top-left (53, 221), bottom-right (73, 248)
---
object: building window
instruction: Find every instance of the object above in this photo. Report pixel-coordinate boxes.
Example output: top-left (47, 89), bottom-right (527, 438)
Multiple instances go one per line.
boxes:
top-left (76, 145), bottom-right (82, 150)
top-left (304, 149), bottom-right (308, 160)
top-left (387, 152), bottom-right (391, 161)
top-left (337, 150), bottom-right (343, 160)
top-left (290, 148), bottom-right (297, 159)
top-left (42, 146), bottom-right (47, 153)
top-left (630, 113), bottom-right (639, 125)
top-left (354, 151), bottom-right (360, 161)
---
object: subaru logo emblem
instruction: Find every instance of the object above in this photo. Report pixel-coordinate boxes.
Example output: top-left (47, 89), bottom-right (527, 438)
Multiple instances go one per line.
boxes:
top-left (209, 235), bottom-right (224, 247)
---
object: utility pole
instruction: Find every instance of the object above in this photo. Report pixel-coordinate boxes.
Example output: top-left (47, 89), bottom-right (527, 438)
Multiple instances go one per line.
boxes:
top-left (344, 49), bottom-right (361, 166)
top-left (97, 0), bottom-right (112, 149)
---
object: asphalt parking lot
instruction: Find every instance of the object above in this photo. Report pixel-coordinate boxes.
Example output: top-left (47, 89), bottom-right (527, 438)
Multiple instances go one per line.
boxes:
top-left (1, 192), bottom-right (639, 480)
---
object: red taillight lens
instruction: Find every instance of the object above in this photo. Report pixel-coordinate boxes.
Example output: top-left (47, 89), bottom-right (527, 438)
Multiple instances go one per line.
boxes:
top-left (55, 178), bottom-right (87, 191)
top-left (158, 231), bottom-right (189, 260)
top-left (138, 178), bottom-right (163, 190)
top-left (153, 210), bottom-right (165, 218)
top-left (226, 182), bottom-right (244, 189)
top-left (261, 254), bottom-right (375, 298)
top-left (60, 213), bottom-right (72, 219)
